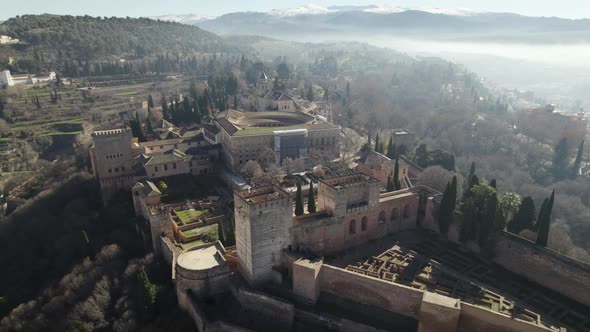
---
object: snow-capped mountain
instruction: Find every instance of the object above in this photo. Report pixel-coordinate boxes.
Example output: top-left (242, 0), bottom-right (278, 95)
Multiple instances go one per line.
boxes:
top-left (161, 4), bottom-right (590, 44)
top-left (363, 5), bottom-right (482, 16)
top-left (268, 4), bottom-right (335, 17)
top-left (266, 3), bottom-right (482, 17)
top-left (151, 14), bottom-right (214, 25)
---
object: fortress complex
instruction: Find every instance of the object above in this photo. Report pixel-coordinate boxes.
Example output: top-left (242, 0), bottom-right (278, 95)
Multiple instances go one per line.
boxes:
top-left (210, 110), bottom-right (341, 171)
top-left (147, 170), bottom-right (590, 332)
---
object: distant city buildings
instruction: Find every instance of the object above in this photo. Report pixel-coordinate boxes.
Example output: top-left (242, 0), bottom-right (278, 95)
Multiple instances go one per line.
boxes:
top-left (516, 104), bottom-right (587, 147)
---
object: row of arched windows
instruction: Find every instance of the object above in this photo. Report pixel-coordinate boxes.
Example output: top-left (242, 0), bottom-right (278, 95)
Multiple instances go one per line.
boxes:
top-left (349, 204), bottom-right (412, 235)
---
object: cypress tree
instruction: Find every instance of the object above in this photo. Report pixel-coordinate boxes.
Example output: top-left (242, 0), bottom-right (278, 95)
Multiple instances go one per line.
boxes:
top-left (295, 181), bottom-right (304, 216)
top-left (387, 137), bottom-right (397, 159)
top-left (450, 176), bottom-right (458, 209)
top-left (307, 181), bottom-right (316, 213)
top-left (438, 182), bottom-right (454, 234)
top-left (553, 138), bottom-right (569, 181)
top-left (536, 190), bottom-right (555, 247)
top-left (306, 84), bottom-right (314, 101)
top-left (490, 179), bottom-right (497, 189)
top-left (218, 223), bottom-right (226, 245)
top-left (393, 154), bottom-right (401, 190)
top-left (148, 94), bottom-right (155, 108)
top-left (571, 140), bottom-right (585, 179)
top-left (508, 196), bottom-right (535, 234)
top-left (386, 173), bottom-right (394, 192)
top-left (374, 133), bottom-right (380, 152)
top-left (146, 108), bottom-right (154, 134)
top-left (468, 161), bottom-right (476, 183)
top-left (161, 95), bottom-right (170, 121)
top-left (535, 198), bottom-right (549, 231)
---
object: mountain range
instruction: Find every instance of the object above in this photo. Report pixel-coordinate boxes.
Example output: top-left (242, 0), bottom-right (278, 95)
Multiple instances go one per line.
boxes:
top-left (152, 4), bottom-right (590, 44)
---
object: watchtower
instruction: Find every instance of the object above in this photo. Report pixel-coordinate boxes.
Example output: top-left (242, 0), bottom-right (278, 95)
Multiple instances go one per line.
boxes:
top-left (256, 72), bottom-right (270, 92)
top-left (234, 186), bottom-right (292, 285)
top-left (90, 128), bottom-right (135, 201)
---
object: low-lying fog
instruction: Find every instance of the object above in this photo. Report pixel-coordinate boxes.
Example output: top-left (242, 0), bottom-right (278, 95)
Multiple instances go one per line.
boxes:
top-left (290, 32), bottom-right (590, 108)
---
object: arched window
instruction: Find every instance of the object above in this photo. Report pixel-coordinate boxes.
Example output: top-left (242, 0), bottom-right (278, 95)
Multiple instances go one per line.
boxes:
top-left (378, 211), bottom-right (386, 224)
top-left (349, 220), bottom-right (356, 234)
top-left (361, 216), bottom-right (368, 231)
top-left (403, 204), bottom-right (411, 218)
top-left (391, 208), bottom-right (399, 221)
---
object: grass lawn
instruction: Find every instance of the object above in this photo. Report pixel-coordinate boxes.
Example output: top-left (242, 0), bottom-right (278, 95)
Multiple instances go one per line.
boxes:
top-left (180, 223), bottom-right (218, 240)
top-left (180, 239), bottom-right (206, 250)
top-left (181, 228), bottom-right (200, 237)
top-left (176, 209), bottom-right (209, 224)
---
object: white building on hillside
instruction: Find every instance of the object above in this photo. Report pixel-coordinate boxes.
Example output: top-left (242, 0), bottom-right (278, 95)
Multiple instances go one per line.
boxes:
top-left (0, 70), bottom-right (56, 87)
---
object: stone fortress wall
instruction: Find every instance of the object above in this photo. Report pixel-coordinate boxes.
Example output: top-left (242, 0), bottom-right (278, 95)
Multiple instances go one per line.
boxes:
top-left (494, 233), bottom-right (590, 307)
top-left (293, 258), bottom-right (559, 332)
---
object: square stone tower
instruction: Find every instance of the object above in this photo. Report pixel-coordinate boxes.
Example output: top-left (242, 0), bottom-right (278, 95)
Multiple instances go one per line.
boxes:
top-left (90, 129), bottom-right (135, 200)
top-left (317, 173), bottom-right (381, 217)
top-left (234, 186), bottom-right (292, 285)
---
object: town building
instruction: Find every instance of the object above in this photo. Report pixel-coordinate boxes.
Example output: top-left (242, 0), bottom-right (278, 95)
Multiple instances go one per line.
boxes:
top-left (0, 35), bottom-right (19, 44)
top-left (516, 105), bottom-right (587, 147)
top-left (0, 69), bottom-right (56, 87)
top-left (90, 126), bottom-right (219, 200)
top-left (208, 109), bottom-right (341, 171)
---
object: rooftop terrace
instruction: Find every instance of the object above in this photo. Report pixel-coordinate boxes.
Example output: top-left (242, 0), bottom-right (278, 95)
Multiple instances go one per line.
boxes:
top-left (236, 186), bottom-right (289, 205)
top-left (320, 172), bottom-right (380, 189)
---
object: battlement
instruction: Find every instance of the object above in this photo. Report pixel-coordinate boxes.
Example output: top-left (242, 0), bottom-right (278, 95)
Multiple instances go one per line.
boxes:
top-left (320, 172), bottom-right (380, 190)
top-left (92, 128), bottom-right (128, 137)
top-left (236, 186), bottom-right (290, 205)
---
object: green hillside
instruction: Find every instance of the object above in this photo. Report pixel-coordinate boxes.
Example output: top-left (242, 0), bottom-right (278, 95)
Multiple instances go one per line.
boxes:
top-left (0, 15), bottom-right (226, 58)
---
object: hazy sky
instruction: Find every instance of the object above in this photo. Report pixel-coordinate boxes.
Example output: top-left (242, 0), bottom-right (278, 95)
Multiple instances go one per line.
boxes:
top-left (2, 0), bottom-right (590, 20)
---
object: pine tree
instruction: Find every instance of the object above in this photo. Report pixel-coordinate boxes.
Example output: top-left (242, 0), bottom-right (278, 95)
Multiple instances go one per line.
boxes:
top-left (536, 190), bottom-right (555, 247)
top-left (295, 181), bottom-right (304, 216)
top-left (490, 179), bottom-right (497, 189)
top-left (307, 181), bottom-right (316, 213)
top-left (570, 140), bottom-right (585, 179)
top-left (508, 196), bottom-right (535, 234)
top-left (393, 154), bottom-right (401, 190)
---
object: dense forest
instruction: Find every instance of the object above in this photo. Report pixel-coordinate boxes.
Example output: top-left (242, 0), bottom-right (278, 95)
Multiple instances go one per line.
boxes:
top-left (0, 168), bottom-right (195, 331)
top-left (0, 15), bottom-right (231, 76)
